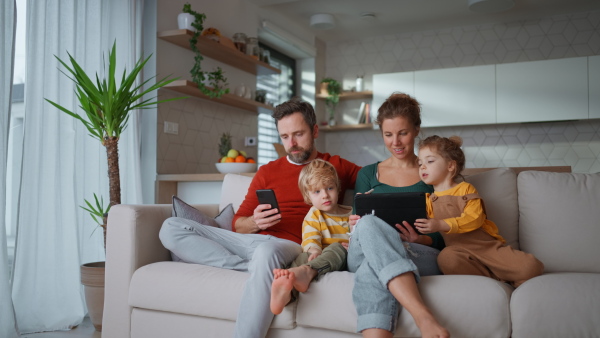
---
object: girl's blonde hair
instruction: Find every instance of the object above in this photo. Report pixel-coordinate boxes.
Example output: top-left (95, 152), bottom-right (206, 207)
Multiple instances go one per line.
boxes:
top-left (298, 159), bottom-right (340, 205)
top-left (419, 135), bottom-right (465, 181)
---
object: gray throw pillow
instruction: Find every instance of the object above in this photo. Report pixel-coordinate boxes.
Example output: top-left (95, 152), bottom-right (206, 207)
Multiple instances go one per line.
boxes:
top-left (172, 195), bottom-right (234, 231)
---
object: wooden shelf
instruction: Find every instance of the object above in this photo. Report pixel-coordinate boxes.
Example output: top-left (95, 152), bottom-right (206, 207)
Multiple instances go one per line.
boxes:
top-left (316, 90), bottom-right (373, 100)
top-left (164, 80), bottom-right (274, 113)
top-left (158, 29), bottom-right (281, 76)
top-left (320, 123), bottom-right (374, 132)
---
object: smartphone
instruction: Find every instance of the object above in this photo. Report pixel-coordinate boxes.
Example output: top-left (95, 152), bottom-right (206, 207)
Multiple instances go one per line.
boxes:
top-left (256, 189), bottom-right (280, 214)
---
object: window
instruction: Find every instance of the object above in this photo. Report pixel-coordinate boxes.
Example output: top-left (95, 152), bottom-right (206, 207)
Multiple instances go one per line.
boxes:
top-left (256, 44), bottom-right (295, 166)
top-left (5, 0), bottom-right (27, 278)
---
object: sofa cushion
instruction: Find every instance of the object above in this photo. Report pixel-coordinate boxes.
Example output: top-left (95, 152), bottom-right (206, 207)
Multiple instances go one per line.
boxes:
top-left (129, 262), bottom-right (297, 329)
top-left (220, 174), bottom-right (253, 212)
top-left (172, 196), bottom-right (234, 230)
top-left (517, 171), bottom-right (600, 273)
top-left (464, 168), bottom-right (519, 249)
top-left (510, 272), bottom-right (600, 338)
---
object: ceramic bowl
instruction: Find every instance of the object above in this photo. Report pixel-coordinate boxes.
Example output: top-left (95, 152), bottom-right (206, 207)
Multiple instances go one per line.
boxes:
top-left (215, 162), bottom-right (257, 174)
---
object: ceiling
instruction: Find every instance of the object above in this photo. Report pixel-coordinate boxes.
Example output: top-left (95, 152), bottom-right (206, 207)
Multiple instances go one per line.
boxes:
top-left (248, 0), bottom-right (600, 42)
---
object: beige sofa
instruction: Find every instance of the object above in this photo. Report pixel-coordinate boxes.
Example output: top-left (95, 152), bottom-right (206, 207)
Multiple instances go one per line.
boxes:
top-left (102, 168), bottom-right (600, 338)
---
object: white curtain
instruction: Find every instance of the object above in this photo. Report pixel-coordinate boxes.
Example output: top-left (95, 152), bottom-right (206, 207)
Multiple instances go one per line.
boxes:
top-left (10, 0), bottom-right (144, 333)
top-left (1, 0), bottom-right (20, 337)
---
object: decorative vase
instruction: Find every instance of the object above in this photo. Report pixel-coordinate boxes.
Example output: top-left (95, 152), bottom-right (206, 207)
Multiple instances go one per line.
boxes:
top-left (177, 13), bottom-right (195, 31)
top-left (81, 261), bottom-right (105, 332)
top-left (320, 82), bottom-right (329, 95)
top-left (328, 116), bottom-right (336, 126)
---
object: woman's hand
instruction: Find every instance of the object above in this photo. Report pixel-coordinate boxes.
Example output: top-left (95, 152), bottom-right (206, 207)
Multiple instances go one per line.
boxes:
top-left (396, 221), bottom-right (420, 242)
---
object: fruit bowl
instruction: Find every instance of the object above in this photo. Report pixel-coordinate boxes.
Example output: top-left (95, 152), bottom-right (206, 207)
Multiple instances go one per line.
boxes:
top-left (215, 162), bottom-right (257, 174)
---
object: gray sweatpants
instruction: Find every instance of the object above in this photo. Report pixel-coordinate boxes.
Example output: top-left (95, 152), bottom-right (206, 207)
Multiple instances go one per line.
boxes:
top-left (159, 217), bottom-right (302, 338)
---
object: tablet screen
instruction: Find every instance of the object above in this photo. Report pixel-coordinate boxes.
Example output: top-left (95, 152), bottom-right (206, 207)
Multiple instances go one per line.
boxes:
top-left (354, 192), bottom-right (427, 234)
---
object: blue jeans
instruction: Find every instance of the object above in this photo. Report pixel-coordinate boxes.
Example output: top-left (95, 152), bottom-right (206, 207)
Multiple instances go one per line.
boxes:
top-left (159, 217), bottom-right (302, 338)
top-left (347, 215), bottom-right (441, 333)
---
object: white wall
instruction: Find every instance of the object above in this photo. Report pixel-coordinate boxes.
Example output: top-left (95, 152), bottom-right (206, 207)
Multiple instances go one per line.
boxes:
top-left (323, 10), bottom-right (600, 173)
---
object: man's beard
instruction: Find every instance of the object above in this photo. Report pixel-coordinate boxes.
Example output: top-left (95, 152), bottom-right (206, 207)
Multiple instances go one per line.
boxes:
top-left (287, 144), bottom-right (314, 164)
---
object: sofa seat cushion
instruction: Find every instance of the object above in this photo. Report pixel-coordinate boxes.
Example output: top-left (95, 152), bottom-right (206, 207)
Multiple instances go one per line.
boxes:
top-left (129, 262), bottom-right (297, 329)
top-left (297, 273), bottom-right (513, 338)
top-left (517, 171), bottom-right (600, 273)
top-left (510, 272), bottom-right (600, 338)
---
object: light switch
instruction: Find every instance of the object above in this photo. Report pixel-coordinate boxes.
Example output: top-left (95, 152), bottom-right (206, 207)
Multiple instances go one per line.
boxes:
top-left (164, 121), bottom-right (179, 135)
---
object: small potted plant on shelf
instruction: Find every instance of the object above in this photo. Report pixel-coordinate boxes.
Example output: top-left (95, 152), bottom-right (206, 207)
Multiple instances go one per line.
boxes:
top-left (182, 3), bottom-right (229, 98)
top-left (45, 41), bottom-right (184, 332)
top-left (320, 77), bottom-right (342, 126)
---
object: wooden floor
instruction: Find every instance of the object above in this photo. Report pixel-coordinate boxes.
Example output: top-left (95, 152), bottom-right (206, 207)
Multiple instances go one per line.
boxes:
top-left (21, 317), bottom-right (100, 338)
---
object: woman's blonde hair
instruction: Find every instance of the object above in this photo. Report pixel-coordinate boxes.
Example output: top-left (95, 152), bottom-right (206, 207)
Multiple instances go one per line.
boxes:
top-left (419, 135), bottom-right (465, 182)
top-left (298, 159), bottom-right (340, 205)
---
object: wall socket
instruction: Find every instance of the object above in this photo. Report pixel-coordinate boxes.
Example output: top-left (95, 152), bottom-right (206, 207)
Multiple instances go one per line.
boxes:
top-left (245, 136), bottom-right (257, 146)
top-left (164, 121), bottom-right (179, 135)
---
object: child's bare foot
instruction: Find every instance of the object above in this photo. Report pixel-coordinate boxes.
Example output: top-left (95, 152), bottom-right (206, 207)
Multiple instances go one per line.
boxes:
top-left (290, 265), bottom-right (317, 293)
top-left (270, 269), bottom-right (295, 315)
top-left (416, 315), bottom-right (450, 338)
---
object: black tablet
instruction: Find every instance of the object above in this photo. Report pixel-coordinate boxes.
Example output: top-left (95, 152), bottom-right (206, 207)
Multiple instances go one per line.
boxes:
top-left (354, 192), bottom-right (427, 234)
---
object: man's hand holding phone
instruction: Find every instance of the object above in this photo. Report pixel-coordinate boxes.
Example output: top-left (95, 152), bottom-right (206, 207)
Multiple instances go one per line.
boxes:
top-left (255, 189), bottom-right (281, 230)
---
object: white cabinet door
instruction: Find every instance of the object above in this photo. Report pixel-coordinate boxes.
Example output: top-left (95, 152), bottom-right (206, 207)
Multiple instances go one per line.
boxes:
top-left (415, 65), bottom-right (496, 127)
top-left (497, 57), bottom-right (588, 123)
top-left (589, 55), bottom-right (600, 119)
top-left (373, 72), bottom-right (415, 129)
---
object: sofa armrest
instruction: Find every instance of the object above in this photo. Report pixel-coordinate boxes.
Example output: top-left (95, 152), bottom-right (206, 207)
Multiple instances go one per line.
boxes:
top-left (102, 203), bottom-right (219, 337)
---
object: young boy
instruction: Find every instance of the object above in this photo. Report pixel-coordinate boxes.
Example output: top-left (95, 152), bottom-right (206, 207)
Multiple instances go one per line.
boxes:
top-left (270, 159), bottom-right (352, 314)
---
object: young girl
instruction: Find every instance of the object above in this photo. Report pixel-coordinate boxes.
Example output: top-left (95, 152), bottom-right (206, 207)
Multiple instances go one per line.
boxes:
top-left (415, 135), bottom-right (544, 287)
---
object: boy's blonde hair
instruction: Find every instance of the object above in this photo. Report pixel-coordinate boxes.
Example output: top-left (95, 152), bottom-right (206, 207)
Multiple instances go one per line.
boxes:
top-left (298, 159), bottom-right (340, 205)
top-left (419, 135), bottom-right (465, 182)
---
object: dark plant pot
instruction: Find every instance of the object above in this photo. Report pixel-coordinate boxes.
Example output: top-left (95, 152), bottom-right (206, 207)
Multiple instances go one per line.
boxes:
top-left (81, 261), bottom-right (105, 331)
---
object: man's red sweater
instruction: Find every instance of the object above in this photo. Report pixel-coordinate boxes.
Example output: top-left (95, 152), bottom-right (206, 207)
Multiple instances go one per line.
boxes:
top-left (232, 153), bottom-right (360, 244)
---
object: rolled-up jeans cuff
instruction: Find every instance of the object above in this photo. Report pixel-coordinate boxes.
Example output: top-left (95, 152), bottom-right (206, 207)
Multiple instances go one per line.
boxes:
top-left (378, 258), bottom-right (420, 286)
top-left (356, 313), bottom-right (396, 333)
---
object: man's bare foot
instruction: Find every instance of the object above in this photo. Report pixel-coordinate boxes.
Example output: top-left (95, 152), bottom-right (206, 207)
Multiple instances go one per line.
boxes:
top-left (270, 269), bottom-right (295, 315)
top-left (289, 265), bottom-right (317, 292)
top-left (415, 315), bottom-right (450, 338)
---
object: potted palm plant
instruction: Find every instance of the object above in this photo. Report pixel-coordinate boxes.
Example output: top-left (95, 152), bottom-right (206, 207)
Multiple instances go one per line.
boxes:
top-left (45, 41), bottom-right (183, 331)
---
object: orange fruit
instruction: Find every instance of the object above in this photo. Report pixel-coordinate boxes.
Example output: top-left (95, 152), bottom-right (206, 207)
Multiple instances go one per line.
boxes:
top-left (247, 158), bottom-right (256, 163)
top-left (235, 155), bottom-right (246, 163)
top-left (225, 157), bottom-right (235, 163)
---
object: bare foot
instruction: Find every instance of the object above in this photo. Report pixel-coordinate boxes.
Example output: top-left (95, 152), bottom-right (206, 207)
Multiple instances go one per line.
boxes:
top-left (270, 269), bottom-right (295, 315)
top-left (289, 265), bottom-right (317, 293)
top-left (415, 315), bottom-right (450, 338)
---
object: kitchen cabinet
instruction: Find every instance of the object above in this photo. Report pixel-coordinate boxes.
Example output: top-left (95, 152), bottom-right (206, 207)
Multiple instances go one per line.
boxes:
top-left (416, 65), bottom-right (496, 127)
top-left (373, 72), bottom-right (415, 129)
top-left (589, 55), bottom-right (600, 119)
top-left (497, 57), bottom-right (588, 123)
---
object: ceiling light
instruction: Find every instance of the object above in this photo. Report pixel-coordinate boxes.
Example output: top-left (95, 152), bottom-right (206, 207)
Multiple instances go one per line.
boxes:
top-left (360, 12), bottom-right (376, 22)
top-left (468, 0), bottom-right (515, 13)
top-left (310, 13), bottom-right (335, 30)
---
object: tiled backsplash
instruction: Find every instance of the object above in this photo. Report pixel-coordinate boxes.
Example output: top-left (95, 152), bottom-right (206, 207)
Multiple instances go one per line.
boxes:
top-left (324, 10), bottom-right (600, 173)
top-left (157, 90), bottom-right (258, 174)
top-left (324, 120), bottom-right (600, 173)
